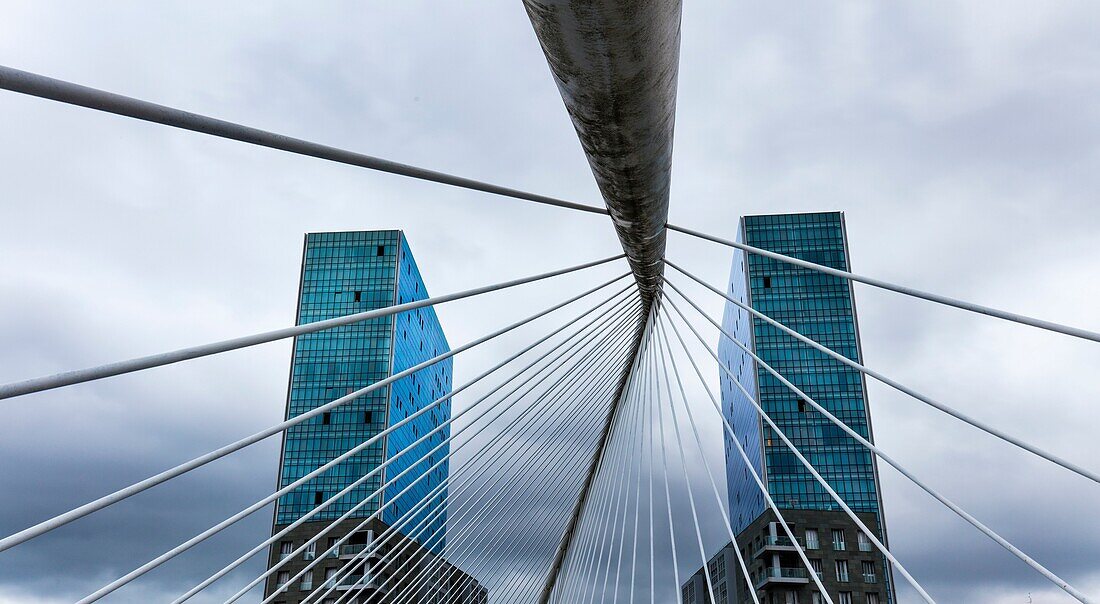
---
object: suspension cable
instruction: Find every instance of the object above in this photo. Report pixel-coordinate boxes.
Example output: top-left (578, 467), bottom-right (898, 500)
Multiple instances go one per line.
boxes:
top-left (0, 260), bottom-right (627, 554)
top-left (664, 261), bottom-right (1100, 486)
top-left (378, 344), bottom-right (629, 604)
top-left (173, 285), bottom-right (636, 603)
top-left (0, 65), bottom-right (610, 218)
top-left (339, 316), bottom-right (637, 604)
top-left (651, 323), bottom-right (718, 604)
top-left (592, 338), bottom-right (647, 604)
top-left (242, 307), bottom-right (639, 604)
top-left (660, 303), bottom-right (935, 601)
top-left (313, 319), bottom-right (634, 604)
top-left (560, 313), bottom-right (654, 603)
top-left (3, 63), bottom-right (1096, 350)
top-left (653, 304), bottom-right (835, 602)
top-left (666, 287), bottom-right (1092, 603)
top-left (651, 317), bottom-right (760, 604)
top-left (666, 223), bottom-right (1100, 344)
top-left (0, 254), bottom-right (622, 401)
top-left (104, 286), bottom-right (636, 603)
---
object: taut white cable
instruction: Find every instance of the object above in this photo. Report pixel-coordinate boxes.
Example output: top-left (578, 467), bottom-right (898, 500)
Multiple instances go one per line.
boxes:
top-left (254, 309), bottom-right (639, 604)
top-left (652, 314), bottom-right (683, 600)
top-left (0, 65), bottom-right (612, 220)
top-left (646, 323), bottom-right (717, 602)
top-left (626, 358), bottom-right (644, 604)
top-left (661, 298), bottom-right (936, 602)
top-left (561, 354), bottom-right (641, 604)
top-left (401, 386), bottom-right (615, 604)
top-left (350, 322), bottom-right (636, 604)
top-left (348, 362), bottom-right (619, 604)
top-left (398, 338), bottom-right (638, 602)
top-left (643, 328), bottom-right (656, 604)
top-left (0, 255), bottom-right (623, 400)
top-left (0, 264), bottom-right (630, 554)
top-left (553, 318), bottom-right (651, 603)
top-left (593, 342), bottom-right (647, 604)
top-left (173, 284), bottom-right (637, 603)
top-left (652, 317), bottom-right (759, 604)
top-left (666, 287), bottom-right (1092, 603)
top-left (663, 262), bottom-right (1100, 486)
top-left (666, 222), bottom-right (1100, 344)
top-left (81, 287), bottom-right (638, 603)
top-left (616, 346), bottom-right (647, 604)
top-left (653, 304), bottom-right (834, 602)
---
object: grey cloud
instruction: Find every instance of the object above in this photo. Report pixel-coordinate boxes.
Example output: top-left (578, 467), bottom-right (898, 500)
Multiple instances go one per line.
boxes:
top-left (1, 1), bottom-right (1099, 603)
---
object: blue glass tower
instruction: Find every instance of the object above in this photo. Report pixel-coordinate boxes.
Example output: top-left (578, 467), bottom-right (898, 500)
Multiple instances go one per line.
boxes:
top-left (714, 212), bottom-right (894, 603)
top-left (273, 230), bottom-right (451, 555)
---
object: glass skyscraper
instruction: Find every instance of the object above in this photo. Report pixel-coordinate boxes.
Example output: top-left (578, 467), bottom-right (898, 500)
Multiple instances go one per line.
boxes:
top-left (276, 229), bottom-right (450, 547)
top-left (721, 212), bottom-right (882, 530)
top-left (683, 212), bottom-right (894, 604)
top-left (265, 231), bottom-right (486, 603)
top-left (266, 232), bottom-right (451, 593)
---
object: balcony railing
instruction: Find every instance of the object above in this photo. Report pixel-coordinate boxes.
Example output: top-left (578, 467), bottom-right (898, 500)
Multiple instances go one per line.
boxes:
top-left (339, 543), bottom-right (371, 558)
top-left (756, 566), bottom-right (811, 588)
top-left (754, 535), bottom-right (805, 558)
top-left (321, 573), bottom-right (381, 591)
top-left (766, 567), bottom-right (808, 579)
top-left (764, 535), bottom-right (802, 547)
top-left (752, 563), bottom-right (814, 589)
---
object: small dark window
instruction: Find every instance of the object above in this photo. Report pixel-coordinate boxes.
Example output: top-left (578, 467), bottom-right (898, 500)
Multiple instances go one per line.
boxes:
top-left (377, 245), bottom-right (385, 256)
top-left (322, 412), bottom-right (331, 425)
top-left (763, 276), bottom-right (772, 288)
top-left (314, 491), bottom-right (324, 505)
top-left (364, 411), bottom-right (373, 424)
top-left (797, 399), bottom-right (807, 412)
top-left (353, 291), bottom-right (361, 302)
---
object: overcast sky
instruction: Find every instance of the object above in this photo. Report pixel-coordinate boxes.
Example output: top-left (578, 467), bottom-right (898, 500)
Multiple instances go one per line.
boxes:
top-left (1, 1), bottom-right (1099, 603)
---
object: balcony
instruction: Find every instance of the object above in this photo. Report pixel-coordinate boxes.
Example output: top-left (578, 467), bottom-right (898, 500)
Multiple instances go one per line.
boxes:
top-left (338, 543), bottom-right (372, 560)
top-left (755, 567), bottom-right (810, 589)
top-left (327, 573), bottom-right (384, 592)
top-left (753, 535), bottom-right (804, 559)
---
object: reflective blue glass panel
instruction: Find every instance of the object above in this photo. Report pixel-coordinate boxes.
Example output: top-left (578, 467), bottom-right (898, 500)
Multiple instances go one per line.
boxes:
top-left (381, 234), bottom-right (451, 555)
top-left (721, 212), bottom-right (884, 522)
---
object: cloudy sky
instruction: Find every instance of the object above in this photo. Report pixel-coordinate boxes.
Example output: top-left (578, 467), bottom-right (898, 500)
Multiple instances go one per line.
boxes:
top-left (1, 1), bottom-right (1099, 603)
